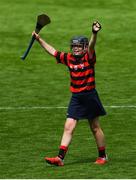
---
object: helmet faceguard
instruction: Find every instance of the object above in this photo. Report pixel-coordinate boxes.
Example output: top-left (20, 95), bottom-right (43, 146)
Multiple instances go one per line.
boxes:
top-left (70, 36), bottom-right (89, 57)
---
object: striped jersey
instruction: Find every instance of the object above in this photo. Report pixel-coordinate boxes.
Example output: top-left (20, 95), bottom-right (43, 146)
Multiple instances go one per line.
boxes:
top-left (54, 49), bottom-right (96, 93)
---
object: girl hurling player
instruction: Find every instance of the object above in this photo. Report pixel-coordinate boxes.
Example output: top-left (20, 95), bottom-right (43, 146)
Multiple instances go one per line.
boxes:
top-left (32, 21), bottom-right (108, 166)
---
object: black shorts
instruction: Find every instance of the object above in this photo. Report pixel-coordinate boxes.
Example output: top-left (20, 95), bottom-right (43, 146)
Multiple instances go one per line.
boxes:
top-left (67, 89), bottom-right (106, 120)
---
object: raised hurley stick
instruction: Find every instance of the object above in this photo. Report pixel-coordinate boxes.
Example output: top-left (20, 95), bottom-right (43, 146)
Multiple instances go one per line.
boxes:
top-left (21, 14), bottom-right (51, 60)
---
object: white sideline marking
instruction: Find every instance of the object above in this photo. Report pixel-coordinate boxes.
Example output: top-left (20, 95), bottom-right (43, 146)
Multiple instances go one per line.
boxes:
top-left (0, 105), bottom-right (136, 110)
top-left (105, 105), bottom-right (136, 108)
top-left (0, 106), bottom-right (66, 110)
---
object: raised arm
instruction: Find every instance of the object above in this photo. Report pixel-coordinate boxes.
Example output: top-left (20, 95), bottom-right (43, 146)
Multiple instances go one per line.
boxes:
top-left (88, 21), bottom-right (102, 51)
top-left (32, 31), bottom-right (56, 56)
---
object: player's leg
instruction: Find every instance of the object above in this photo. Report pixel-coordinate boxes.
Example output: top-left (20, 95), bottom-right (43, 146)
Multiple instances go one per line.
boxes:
top-left (45, 118), bottom-right (77, 166)
top-left (89, 117), bottom-right (105, 147)
top-left (60, 118), bottom-right (77, 147)
top-left (88, 117), bottom-right (107, 165)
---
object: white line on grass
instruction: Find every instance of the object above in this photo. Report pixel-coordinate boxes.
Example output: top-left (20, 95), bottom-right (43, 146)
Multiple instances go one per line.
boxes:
top-left (0, 105), bottom-right (136, 110)
top-left (105, 105), bottom-right (136, 108)
top-left (0, 106), bottom-right (66, 110)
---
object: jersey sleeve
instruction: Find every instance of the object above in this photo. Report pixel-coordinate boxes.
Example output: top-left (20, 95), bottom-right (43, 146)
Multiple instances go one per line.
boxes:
top-left (88, 49), bottom-right (96, 66)
top-left (54, 51), bottom-right (68, 66)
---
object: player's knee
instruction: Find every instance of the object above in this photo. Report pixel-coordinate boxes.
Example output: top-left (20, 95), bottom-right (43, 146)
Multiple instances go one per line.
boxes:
top-left (64, 126), bottom-right (73, 134)
top-left (64, 118), bottom-right (76, 134)
top-left (91, 126), bottom-right (99, 134)
top-left (91, 122), bottom-right (101, 134)
top-left (90, 117), bottom-right (101, 133)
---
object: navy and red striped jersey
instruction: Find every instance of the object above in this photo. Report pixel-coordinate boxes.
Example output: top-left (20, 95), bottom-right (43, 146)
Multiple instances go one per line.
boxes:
top-left (54, 49), bottom-right (96, 93)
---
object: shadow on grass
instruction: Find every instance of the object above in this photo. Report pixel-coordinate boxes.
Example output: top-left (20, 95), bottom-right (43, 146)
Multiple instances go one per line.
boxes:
top-left (43, 157), bottom-right (95, 168)
top-left (66, 157), bottom-right (95, 166)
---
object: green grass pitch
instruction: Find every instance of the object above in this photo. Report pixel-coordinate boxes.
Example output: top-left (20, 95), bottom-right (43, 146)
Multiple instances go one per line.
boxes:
top-left (0, 0), bottom-right (136, 178)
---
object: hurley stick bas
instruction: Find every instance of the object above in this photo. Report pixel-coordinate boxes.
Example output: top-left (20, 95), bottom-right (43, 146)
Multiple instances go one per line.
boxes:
top-left (21, 14), bottom-right (51, 60)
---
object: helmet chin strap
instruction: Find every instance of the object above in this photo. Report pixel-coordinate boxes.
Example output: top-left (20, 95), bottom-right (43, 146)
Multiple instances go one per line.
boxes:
top-left (73, 51), bottom-right (86, 58)
top-left (73, 54), bottom-right (84, 58)
top-left (73, 49), bottom-right (87, 58)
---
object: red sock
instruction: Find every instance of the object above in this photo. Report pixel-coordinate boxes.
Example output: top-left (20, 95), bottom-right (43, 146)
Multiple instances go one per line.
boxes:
top-left (98, 146), bottom-right (106, 158)
top-left (58, 145), bottom-right (68, 160)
